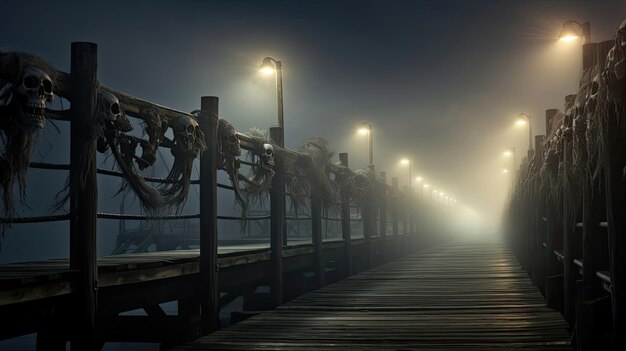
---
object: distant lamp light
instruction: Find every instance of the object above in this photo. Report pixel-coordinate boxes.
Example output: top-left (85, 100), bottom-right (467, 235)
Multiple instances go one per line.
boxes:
top-left (416, 176), bottom-right (423, 182)
top-left (400, 158), bottom-right (410, 165)
top-left (503, 169), bottom-right (509, 174)
top-left (503, 150), bottom-right (513, 157)
top-left (515, 119), bottom-right (527, 126)
top-left (357, 127), bottom-right (369, 136)
top-left (423, 184), bottom-right (430, 188)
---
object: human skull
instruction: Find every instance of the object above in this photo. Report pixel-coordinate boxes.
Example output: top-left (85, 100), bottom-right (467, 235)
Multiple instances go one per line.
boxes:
top-left (13, 67), bottom-right (53, 128)
top-left (96, 90), bottom-right (132, 132)
top-left (174, 116), bottom-right (200, 154)
top-left (260, 143), bottom-right (275, 168)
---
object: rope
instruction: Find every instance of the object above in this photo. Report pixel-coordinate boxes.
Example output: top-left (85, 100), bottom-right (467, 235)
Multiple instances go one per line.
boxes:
top-left (30, 162), bottom-right (70, 170)
top-left (0, 213), bottom-right (71, 224)
top-left (97, 212), bottom-right (200, 220)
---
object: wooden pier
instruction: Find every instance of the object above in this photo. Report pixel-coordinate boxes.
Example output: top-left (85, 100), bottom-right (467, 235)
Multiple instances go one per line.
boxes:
top-left (173, 240), bottom-right (572, 350)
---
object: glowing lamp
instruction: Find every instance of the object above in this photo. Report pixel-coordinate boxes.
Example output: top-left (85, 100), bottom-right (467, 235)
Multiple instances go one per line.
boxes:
top-left (259, 57), bottom-right (275, 75)
top-left (400, 158), bottom-right (410, 165)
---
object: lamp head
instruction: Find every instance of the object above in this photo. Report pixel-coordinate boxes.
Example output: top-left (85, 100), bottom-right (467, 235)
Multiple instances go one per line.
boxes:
top-left (259, 57), bottom-right (275, 75)
top-left (400, 158), bottom-right (410, 166)
top-left (559, 21), bottom-right (581, 42)
top-left (357, 127), bottom-right (369, 135)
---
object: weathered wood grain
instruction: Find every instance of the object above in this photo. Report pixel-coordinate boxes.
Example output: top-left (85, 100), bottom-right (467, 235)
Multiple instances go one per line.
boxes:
top-left (173, 240), bottom-right (572, 350)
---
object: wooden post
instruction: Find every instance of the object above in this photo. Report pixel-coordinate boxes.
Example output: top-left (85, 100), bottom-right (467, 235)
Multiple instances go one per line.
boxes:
top-left (339, 153), bottom-right (352, 276)
top-left (561, 110), bottom-right (576, 324)
top-left (402, 185), bottom-right (409, 235)
top-left (270, 127), bottom-right (285, 306)
top-left (391, 177), bottom-right (399, 237)
top-left (198, 96), bottom-right (220, 333)
top-left (379, 172), bottom-right (388, 238)
top-left (532, 135), bottom-right (546, 293)
top-left (69, 42), bottom-right (99, 350)
top-left (379, 172), bottom-right (388, 261)
top-left (311, 190), bottom-right (325, 288)
top-left (576, 44), bottom-right (615, 350)
top-left (362, 187), bottom-right (374, 269)
top-left (602, 79), bottom-right (626, 351)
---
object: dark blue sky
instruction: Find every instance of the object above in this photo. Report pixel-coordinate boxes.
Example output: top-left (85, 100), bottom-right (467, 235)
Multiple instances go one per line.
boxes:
top-left (1, 0), bottom-right (625, 254)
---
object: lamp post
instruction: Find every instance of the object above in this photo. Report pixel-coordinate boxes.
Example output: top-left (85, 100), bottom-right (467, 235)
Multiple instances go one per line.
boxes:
top-left (516, 113), bottom-right (533, 151)
top-left (559, 20), bottom-right (591, 44)
top-left (415, 177), bottom-right (423, 197)
top-left (400, 159), bottom-right (412, 188)
top-left (259, 57), bottom-right (284, 147)
top-left (358, 123), bottom-right (374, 170)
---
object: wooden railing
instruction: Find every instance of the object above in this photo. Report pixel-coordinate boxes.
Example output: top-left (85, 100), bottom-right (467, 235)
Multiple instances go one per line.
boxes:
top-left (0, 42), bottom-right (453, 350)
top-left (506, 30), bottom-right (626, 350)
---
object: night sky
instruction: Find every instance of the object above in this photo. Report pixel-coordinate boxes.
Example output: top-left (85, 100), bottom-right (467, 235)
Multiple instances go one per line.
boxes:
top-left (1, 0), bottom-right (625, 260)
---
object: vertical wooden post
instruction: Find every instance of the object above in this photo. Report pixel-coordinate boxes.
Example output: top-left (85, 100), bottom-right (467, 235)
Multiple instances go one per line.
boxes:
top-left (198, 96), bottom-right (220, 333)
top-left (311, 190), bottom-right (325, 288)
top-left (391, 177), bottom-right (399, 237)
top-left (391, 177), bottom-right (399, 258)
top-left (69, 42), bottom-right (99, 350)
top-left (270, 127), bottom-right (285, 306)
top-left (379, 172), bottom-right (388, 238)
top-left (362, 188), bottom-right (374, 269)
top-left (339, 153), bottom-right (352, 276)
top-left (379, 172), bottom-right (388, 261)
top-left (603, 85), bottom-right (626, 351)
top-left (402, 185), bottom-right (409, 235)
top-left (532, 135), bottom-right (547, 293)
top-left (561, 111), bottom-right (575, 324)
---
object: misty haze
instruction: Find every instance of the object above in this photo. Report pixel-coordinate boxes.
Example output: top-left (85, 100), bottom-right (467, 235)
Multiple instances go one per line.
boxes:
top-left (1, 1), bottom-right (625, 350)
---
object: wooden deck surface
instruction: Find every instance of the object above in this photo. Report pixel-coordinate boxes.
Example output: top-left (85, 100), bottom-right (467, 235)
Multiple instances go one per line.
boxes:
top-left (173, 240), bottom-right (572, 350)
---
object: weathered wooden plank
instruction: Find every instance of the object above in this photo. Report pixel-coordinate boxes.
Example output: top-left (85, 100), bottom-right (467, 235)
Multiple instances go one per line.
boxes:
top-left (173, 240), bottom-right (572, 350)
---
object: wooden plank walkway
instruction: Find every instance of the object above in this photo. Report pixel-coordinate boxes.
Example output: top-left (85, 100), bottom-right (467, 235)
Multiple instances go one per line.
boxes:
top-left (174, 240), bottom-right (572, 350)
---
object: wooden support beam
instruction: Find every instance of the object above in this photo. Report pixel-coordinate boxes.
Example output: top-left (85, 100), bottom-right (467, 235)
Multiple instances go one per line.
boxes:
top-left (391, 177), bottom-right (399, 237)
top-left (198, 96), bottom-right (220, 334)
top-left (339, 153), bottom-right (352, 276)
top-left (311, 190), bottom-right (325, 288)
top-left (69, 41), bottom-right (99, 351)
top-left (532, 135), bottom-right (546, 294)
top-left (379, 172), bottom-right (388, 262)
top-left (270, 127), bottom-right (285, 306)
top-left (602, 82), bottom-right (626, 351)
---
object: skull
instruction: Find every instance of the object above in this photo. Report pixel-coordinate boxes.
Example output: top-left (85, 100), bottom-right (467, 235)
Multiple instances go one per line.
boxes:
top-left (13, 67), bottom-right (53, 129)
top-left (96, 90), bottom-right (132, 132)
top-left (260, 143), bottom-right (275, 169)
top-left (173, 116), bottom-right (200, 154)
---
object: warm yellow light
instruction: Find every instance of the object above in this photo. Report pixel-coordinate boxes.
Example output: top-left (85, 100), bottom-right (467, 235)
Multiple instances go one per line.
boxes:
top-left (503, 150), bottom-right (513, 157)
top-left (400, 158), bottom-right (410, 165)
top-left (423, 184), bottom-right (430, 188)
top-left (515, 119), bottom-right (526, 126)
top-left (503, 169), bottom-right (509, 173)
top-left (259, 66), bottom-right (275, 75)
top-left (357, 127), bottom-right (369, 136)
top-left (433, 190), bottom-right (438, 194)
top-left (559, 35), bottom-right (578, 42)
top-left (415, 177), bottom-right (423, 182)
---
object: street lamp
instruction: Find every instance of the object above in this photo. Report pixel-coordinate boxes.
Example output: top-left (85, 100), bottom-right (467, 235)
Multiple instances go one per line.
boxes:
top-left (358, 123), bottom-right (374, 170)
top-left (259, 56), bottom-right (284, 147)
top-left (559, 20), bottom-right (591, 44)
top-left (516, 113), bottom-right (533, 151)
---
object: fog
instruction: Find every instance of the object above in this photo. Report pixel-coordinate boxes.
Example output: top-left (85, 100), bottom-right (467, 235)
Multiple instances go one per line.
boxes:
top-left (1, 0), bottom-right (625, 262)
